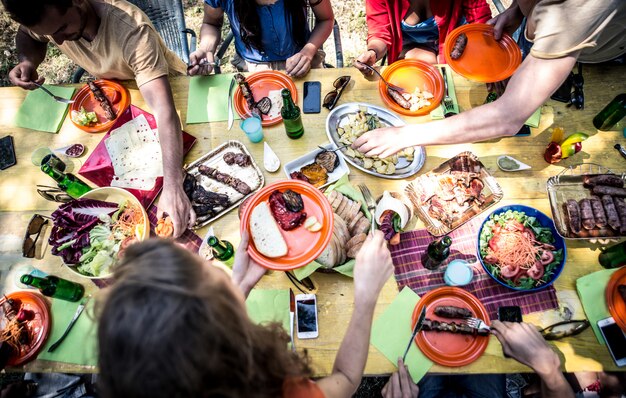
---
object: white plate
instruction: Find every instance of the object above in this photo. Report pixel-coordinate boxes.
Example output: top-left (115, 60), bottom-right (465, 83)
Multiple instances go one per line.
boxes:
top-left (283, 143), bottom-right (350, 189)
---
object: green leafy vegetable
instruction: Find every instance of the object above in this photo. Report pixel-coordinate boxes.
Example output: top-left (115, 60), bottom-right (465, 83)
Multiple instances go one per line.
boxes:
top-left (71, 107), bottom-right (98, 126)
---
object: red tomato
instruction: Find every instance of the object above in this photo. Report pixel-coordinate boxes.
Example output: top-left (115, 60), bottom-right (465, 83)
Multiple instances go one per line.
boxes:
top-left (488, 234), bottom-right (502, 252)
top-left (501, 264), bottom-right (520, 279)
top-left (539, 250), bottom-right (554, 265)
top-left (522, 227), bottom-right (535, 241)
top-left (527, 262), bottom-right (545, 280)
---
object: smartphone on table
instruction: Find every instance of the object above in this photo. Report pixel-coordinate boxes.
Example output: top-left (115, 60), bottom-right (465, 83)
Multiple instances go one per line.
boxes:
top-left (598, 317), bottom-right (626, 367)
top-left (498, 306), bottom-right (523, 323)
top-left (296, 293), bottom-right (318, 339)
top-left (0, 136), bottom-right (17, 170)
top-left (303, 81), bottom-right (321, 114)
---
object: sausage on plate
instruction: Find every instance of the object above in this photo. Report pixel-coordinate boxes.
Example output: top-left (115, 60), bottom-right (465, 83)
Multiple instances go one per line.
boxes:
top-left (602, 195), bottom-right (621, 231)
top-left (593, 185), bottom-right (626, 197)
top-left (450, 33), bottom-right (468, 60)
top-left (565, 199), bottom-right (581, 234)
top-left (387, 87), bottom-right (411, 109)
top-left (590, 196), bottom-right (607, 228)
top-left (434, 306), bottom-right (473, 319)
top-left (579, 199), bottom-right (596, 230)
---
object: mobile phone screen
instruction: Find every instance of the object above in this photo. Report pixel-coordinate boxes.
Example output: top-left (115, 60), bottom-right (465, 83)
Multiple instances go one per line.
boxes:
top-left (303, 82), bottom-right (321, 114)
top-left (600, 322), bottom-right (626, 363)
top-left (296, 298), bottom-right (317, 332)
top-left (0, 136), bottom-right (16, 170)
top-left (498, 306), bottom-right (523, 323)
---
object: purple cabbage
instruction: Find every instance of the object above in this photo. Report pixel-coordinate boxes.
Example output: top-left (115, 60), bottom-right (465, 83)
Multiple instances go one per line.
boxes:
top-left (379, 210), bottom-right (398, 241)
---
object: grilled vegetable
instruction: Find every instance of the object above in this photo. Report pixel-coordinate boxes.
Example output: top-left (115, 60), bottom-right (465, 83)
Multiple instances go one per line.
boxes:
top-left (300, 163), bottom-right (328, 188)
top-left (315, 150), bottom-right (339, 172)
top-left (255, 97), bottom-right (272, 115)
top-left (283, 190), bottom-right (304, 212)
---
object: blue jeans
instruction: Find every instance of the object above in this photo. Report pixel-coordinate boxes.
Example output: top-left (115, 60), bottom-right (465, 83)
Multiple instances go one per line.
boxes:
top-left (417, 374), bottom-right (507, 398)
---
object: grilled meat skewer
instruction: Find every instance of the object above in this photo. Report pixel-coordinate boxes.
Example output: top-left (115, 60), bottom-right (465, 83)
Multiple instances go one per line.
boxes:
top-left (198, 165), bottom-right (252, 195)
top-left (88, 81), bottom-right (116, 120)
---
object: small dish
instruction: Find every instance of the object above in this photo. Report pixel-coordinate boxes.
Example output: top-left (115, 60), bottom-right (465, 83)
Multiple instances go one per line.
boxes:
top-left (284, 143), bottom-right (350, 189)
top-left (497, 155), bottom-right (531, 172)
top-left (264, 142), bottom-right (280, 173)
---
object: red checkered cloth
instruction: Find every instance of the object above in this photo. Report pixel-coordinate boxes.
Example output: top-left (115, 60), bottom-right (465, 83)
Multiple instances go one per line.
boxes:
top-left (390, 217), bottom-right (559, 319)
top-left (92, 205), bottom-right (202, 288)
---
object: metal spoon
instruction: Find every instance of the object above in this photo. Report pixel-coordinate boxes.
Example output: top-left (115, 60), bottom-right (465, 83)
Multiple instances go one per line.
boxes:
top-left (318, 144), bottom-right (350, 152)
top-left (32, 82), bottom-right (75, 104)
top-left (354, 60), bottom-right (406, 93)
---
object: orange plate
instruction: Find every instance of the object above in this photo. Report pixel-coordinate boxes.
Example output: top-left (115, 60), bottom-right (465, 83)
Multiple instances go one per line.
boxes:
top-left (411, 287), bottom-right (490, 367)
top-left (445, 23), bottom-right (521, 83)
top-left (70, 79), bottom-right (130, 133)
top-left (606, 266), bottom-right (626, 332)
top-left (379, 59), bottom-right (444, 116)
top-left (1, 291), bottom-right (51, 366)
top-left (233, 71), bottom-right (297, 127)
top-left (240, 180), bottom-right (334, 270)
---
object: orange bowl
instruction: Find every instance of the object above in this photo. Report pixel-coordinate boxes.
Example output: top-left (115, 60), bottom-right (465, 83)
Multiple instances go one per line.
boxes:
top-left (379, 59), bottom-right (444, 116)
top-left (606, 266), bottom-right (626, 332)
top-left (233, 71), bottom-right (297, 127)
top-left (70, 79), bottom-right (130, 133)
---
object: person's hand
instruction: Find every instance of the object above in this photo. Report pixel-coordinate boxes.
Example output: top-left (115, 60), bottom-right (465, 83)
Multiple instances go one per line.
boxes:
top-left (486, 4), bottom-right (524, 41)
top-left (231, 230), bottom-right (266, 296)
top-left (491, 321), bottom-right (561, 376)
top-left (355, 50), bottom-right (377, 76)
top-left (187, 49), bottom-right (215, 76)
top-left (352, 126), bottom-right (409, 159)
top-left (286, 50), bottom-right (313, 77)
top-left (157, 183), bottom-right (195, 238)
top-left (381, 358), bottom-right (419, 398)
top-left (9, 61), bottom-right (43, 90)
top-left (353, 230), bottom-right (394, 303)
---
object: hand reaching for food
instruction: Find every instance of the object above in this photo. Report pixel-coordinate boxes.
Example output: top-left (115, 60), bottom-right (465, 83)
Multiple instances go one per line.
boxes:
top-left (353, 231), bottom-right (394, 303)
top-left (157, 185), bottom-right (195, 238)
top-left (9, 61), bottom-right (44, 90)
top-left (352, 126), bottom-right (410, 159)
top-left (232, 230), bottom-right (266, 297)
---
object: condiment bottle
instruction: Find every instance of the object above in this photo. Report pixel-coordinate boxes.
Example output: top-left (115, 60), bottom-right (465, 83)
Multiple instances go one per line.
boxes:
top-left (593, 93), bottom-right (626, 131)
top-left (20, 274), bottom-right (84, 302)
top-left (41, 154), bottom-right (91, 198)
top-left (281, 89), bottom-right (304, 140)
top-left (208, 236), bottom-right (235, 264)
top-left (421, 236), bottom-right (452, 270)
top-left (598, 241), bottom-right (626, 269)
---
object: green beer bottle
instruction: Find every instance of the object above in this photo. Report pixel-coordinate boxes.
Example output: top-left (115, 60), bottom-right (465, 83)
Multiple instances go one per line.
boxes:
top-left (41, 154), bottom-right (91, 198)
top-left (593, 94), bottom-right (626, 131)
top-left (598, 240), bottom-right (626, 269)
top-left (20, 274), bottom-right (84, 302)
top-left (421, 236), bottom-right (452, 270)
top-left (208, 236), bottom-right (235, 263)
top-left (281, 89), bottom-right (304, 139)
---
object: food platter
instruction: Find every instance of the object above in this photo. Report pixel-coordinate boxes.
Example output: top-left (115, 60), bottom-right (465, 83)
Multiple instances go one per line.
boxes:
top-left (240, 180), bottom-right (334, 271)
top-left (547, 163), bottom-right (626, 239)
top-left (606, 266), bottom-right (626, 332)
top-left (1, 291), bottom-right (50, 366)
top-left (405, 152), bottom-right (503, 236)
top-left (283, 143), bottom-right (351, 189)
top-left (379, 59), bottom-right (444, 116)
top-left (70, 79), bottom-right (130, 133)
top-left (326, 103), bottom-right (426, 179)
top-left (411, 287), bottom-right (489, 367)
top-left (185, 140), bottom-right (265, 229)
top-left (445, 23), bottom-right (522, 83)
top-left (233, 71), bottom-right (297, 127)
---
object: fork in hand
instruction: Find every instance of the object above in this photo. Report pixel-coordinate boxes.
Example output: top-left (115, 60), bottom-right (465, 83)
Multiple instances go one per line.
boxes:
top-left (33, 82), bottom-right (75, 104)
top-left (441, 67), bottom-right (455, 116)
top-left (354, 60), bottom-right (406, 94)
top-left (358, 183), bottom-right (377, 236)
top-left (464, 317), bottom-right (490, 332)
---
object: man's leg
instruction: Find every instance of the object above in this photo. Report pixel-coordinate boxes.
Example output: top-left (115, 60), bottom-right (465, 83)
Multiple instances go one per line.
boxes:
top-left (418, 375), bottom-right (460, 398)
top-left (456, 374), bottom-right (507, 398)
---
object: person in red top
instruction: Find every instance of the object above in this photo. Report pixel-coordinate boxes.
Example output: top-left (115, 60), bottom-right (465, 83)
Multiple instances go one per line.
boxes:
top-left (355, 0), bottom-right (491, 74)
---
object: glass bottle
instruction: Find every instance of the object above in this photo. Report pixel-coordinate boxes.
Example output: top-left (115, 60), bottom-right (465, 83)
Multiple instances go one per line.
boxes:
top-left (421, 236), bottom-right (452, 270)
top-left (41, 154), bottom-right (91, 198)
top-left (598, 241), bottom-right (626, 269)
top-left (20, 274), bottom-right (84, 302)
top-left (281, 89), bottom-right (304, 139)
top-left (208, 236), bottom-right (234, 262)
top-left (593, 94), bottom-right (626, 131)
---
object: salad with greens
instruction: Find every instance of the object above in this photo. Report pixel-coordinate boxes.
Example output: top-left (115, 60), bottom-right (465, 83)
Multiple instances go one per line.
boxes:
top-left (71, 107), bottom-right (99, 126)
top-left (479, 209), bottom-right (563, 290)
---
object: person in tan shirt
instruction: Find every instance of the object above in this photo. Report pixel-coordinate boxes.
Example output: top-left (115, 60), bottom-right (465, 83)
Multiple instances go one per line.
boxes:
top-left (2, 0), bottom-right (193, 238)
top-left (352, 0), bottom-right (626, 157)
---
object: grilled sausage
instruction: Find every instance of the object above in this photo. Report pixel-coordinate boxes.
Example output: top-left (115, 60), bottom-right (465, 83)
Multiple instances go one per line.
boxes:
top-left (565, 199), bottom-right (581, 234)
top-left (613, 197), bottom-right (626, 234)
top-left (602, 195), bottom-right (621, 231)
top-left (579, 199), bottom-right (596, 230)
top-left (583, 174), bottom-right (624, 188)
top-left (450, 33), bottom-right (468, 60)
top-left (387, 87), bottom-right (411, 109)
top-left (593, 185), bottom-right (626, 197)
top-left (590, 196), bottom-right (607, 228)
top-left (434, 306), bottom-right (473, 319)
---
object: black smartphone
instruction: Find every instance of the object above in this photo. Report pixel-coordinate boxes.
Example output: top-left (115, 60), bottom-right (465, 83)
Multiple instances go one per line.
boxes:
top-left (516, 125), bottom-right (531, 137)
top-left (303, 81), bottom-right (321, 114)
top-left (0, 136), bottom-right (16, 170)
top-left (498, 306), bottom-right (523, 323)
top-left (551, 72), bottom-right (573, 103)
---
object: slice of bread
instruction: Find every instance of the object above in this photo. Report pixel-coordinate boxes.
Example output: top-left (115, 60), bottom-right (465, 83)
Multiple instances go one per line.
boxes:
top-left (250, 202), bottom-right (288, 258)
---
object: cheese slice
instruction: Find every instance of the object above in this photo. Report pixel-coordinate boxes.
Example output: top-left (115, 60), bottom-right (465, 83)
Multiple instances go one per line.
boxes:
top-left (250, 202), bottom-right (288, 258)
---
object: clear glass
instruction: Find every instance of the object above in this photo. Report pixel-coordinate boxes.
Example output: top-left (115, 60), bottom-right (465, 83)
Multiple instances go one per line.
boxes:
top-left (33, 147), bottom-right (75, 172)
top-left (241, 115), bottom-right (264, 143)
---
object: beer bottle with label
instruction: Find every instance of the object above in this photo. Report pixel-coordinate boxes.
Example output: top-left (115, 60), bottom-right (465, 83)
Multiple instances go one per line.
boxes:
top-left (281, 89), bottom-right (304, 139)
top-left (421, 236), bottom-right (452, 270)
top-left (41, 154), bottom-right (91, 198)
top-left (208, 236), bottom-right (235, 265)
top-left (20, 274), bottom-right (84, 302)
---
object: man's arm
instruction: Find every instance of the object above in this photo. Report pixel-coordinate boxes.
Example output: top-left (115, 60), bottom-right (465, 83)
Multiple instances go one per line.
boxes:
top-left (353, 53), bottom-right (579, 158)
top-left (188, 4), bottom-right (224, 75)
top-left (9, 27), bottom-right (48, 89)
top-left (138, 76), bottom-right (193, 237)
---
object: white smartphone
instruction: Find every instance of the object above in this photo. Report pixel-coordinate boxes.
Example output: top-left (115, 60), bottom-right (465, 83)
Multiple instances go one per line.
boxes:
top-left (295, 293), bottom-right (318, 339)
top-left (598, 317), bottom-right (626, 367)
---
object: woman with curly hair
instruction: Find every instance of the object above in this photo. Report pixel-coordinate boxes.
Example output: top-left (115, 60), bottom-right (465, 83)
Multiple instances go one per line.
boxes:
top-left (188, 0), bottom-right (334, 77)
top-left (97, 230), bottom-right (393, 398)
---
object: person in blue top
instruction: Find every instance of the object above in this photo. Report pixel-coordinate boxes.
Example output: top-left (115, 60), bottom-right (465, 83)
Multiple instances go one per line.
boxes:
top-left (188, 0), bottom-right (334, 77)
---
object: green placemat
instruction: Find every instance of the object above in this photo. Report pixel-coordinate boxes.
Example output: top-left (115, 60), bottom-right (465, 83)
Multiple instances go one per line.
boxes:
top-left (246, 289), bottom-right (290, 332)
top-left (371, 287), bottom-right (433, 383)
top-left (430, 67), bottom-right (459, 119)
top-left (37, 299), bottom-right (98, 366)
top-left (576, 268), bottom-right (619, 344)
top-left (186, 74), bottom-right (240, 124)
top-left (14, 85), bottom-right (75, 133)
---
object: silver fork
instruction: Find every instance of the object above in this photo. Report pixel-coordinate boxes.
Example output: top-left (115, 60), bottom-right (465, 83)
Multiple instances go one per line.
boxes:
top-left (33, 82), bottom-right (75, 104)
top-left (464, 317), bottom-right (490, 332)
top-left (441, 67), bottom-right (454, 115)
top-left (354, 60), bottom-right (406, 93)
top-left (358, 183), bottom-right (377, 235)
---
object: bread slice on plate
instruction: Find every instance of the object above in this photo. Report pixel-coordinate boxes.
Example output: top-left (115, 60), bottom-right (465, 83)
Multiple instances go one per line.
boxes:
top-left (250, 202), bottom-right (288, 258)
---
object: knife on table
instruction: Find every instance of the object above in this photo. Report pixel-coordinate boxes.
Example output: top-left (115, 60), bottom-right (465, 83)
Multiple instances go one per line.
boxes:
top-left (227, 77), bottom-right (236, 131)
top-left (48, 295), bottom-right (91, 353)
top-left (289, 289), bottom-right (296, 352)
top-left (402, 306), bottom-right (427, 362)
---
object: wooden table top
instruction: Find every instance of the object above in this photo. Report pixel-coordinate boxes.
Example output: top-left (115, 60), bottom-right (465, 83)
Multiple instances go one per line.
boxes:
top-left (1, 64), bottom-right (625, 375)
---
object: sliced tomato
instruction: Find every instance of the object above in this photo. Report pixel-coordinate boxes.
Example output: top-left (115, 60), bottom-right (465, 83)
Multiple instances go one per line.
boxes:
top-left (512, 270), bottom-right (528, 285)
top-left (504, 220), bottom-right (524, 232)
top-left (527, 262), bottom-right (545, 280)
top-left (501, 264), bottom-right (520, 279)
top-left (539, 250), bottom-right (554, 265)
top-left (522, 227), bottom-right (535, 241)
top-left (488, 234), bottom-right (502, 251)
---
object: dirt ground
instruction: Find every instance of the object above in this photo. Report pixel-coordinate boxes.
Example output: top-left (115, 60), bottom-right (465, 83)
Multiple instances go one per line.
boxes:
top-left (0, 0), bottom-right (508, 87)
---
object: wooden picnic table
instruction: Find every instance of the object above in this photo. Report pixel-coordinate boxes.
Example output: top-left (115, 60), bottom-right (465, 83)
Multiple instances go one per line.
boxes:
top-left (1, 64), bottom-right (625, 375)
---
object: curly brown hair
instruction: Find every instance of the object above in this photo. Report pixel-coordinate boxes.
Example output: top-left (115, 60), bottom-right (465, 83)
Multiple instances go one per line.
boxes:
top-left (97, 239), bottom-right (311, 398)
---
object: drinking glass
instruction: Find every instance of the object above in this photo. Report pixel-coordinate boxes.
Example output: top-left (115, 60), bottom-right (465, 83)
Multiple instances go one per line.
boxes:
top-left (240, 115), bottom-right (264, 143)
